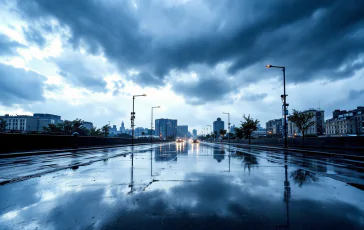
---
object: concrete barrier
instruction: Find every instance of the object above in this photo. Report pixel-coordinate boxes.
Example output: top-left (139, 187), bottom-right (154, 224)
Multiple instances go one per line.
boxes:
top-left (223, 136), bottom-right (364, 150)
top-left (0, 133), bottom-right (165, 153)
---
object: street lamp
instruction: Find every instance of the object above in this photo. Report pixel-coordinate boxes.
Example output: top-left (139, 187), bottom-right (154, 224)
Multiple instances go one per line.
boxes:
top-left (266, 64), bottom-right (289, 148)
top-left (223, 112), bottom-right (230, 143)
top-left (131, 94), bottom-right (147, 146)
top-left (151, 106), bottom-right (160, 143)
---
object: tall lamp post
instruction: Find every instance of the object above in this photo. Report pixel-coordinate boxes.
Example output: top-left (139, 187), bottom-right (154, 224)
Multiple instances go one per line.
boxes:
top-left (266, 64), bottom-right (289, 148)
top-left (223, 112), bottom-right (230, 143)
top-left (131, 94), bottom-right (147, 146)
top-left (151, 106), bottom-right (160, 143)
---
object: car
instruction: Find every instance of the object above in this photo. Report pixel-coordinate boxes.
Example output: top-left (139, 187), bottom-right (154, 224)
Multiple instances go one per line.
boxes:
top-left (192, 139), bottom-right (199, 143)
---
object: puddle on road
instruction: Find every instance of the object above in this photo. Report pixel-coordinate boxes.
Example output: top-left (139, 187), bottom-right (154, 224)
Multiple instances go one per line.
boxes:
top-left (0, 142), bottom-right (363, 230)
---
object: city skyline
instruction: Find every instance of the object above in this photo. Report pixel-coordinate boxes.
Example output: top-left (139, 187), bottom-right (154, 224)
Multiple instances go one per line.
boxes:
top-left (1, 1), bottom-right (364, 134)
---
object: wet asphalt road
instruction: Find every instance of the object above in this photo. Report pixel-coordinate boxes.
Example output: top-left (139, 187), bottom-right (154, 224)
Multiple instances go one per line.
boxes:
top-left (0, 142), bottom-right (364, 229)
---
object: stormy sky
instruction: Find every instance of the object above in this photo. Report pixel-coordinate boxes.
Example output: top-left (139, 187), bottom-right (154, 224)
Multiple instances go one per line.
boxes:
top-left (0, 0), bottom-right (364, 132)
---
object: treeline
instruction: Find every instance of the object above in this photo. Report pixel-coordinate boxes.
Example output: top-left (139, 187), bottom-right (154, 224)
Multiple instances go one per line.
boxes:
top-left (202, 110), bottom-right (318, 145)
top-left (203, 115), bottom-right (259, 144)
top-left (42, 119), bottom-right (111, 136)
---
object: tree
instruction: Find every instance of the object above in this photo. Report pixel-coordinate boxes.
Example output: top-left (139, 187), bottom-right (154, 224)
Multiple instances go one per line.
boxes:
top-left (234, 127), bottom-right (244, 143)
top-left (42, 123), bottom-right (63, 133)
top-left (42, 119), bottom-right (89, 136)
top-left (240, 114), bottom-right (259, 145)
top-left (290, 169), bottom-right (318, 187)
top-left (206, 134), bottom-right (211, 141)
top-left (62, 120), bottom-right (74, 134)
top-left (90, 127), bottom-right (102, 136)
top-left (219, 129), bottom-right (227, 141)
top-left (0, 118), bottom-right (7, 131)
top-left (101, 124), bottom-right (110, 137)
top-left (72, 119), bottom-right (89, 136)
top-left (288, 109), bottom-right (315, 146)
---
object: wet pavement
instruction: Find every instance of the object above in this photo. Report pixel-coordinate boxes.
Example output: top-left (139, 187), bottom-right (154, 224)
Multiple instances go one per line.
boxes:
top-left (0, 142), bottom-right (364, 229)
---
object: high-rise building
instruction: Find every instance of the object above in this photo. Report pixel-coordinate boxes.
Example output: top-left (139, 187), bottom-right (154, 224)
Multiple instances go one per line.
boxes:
top-left (326, 106), bottom-right (364, 136)
top-left (192, 129), bottom-right (197, 137)
top-left (120, 121), bottom-right (125, 133)
top-left (288, 109), bottom-right (325, 137)
top-left (266, 118), bottom-right (283, 136)
top-left (155, 119), bottom-right (177, 139)
top-left (33, 113), bottom-right (62, 131)
top-left (213, 117), bottom-right (224, 135)
top-left (177, 125), bottom-right (188, 138)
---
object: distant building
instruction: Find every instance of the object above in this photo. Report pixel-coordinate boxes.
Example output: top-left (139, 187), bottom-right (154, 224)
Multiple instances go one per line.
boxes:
top-left (135, 127), bottom-right (146, 136)
top-left (326, 106), bottom-right (364, 136)
top-left (252, 126), bottom-right (267, 137)
top-left (266, 118), bottom-right (283, 135)
top-left (0, 114), bottom-right (38, 131)
top-left (213, 117), bottom-right (224, 135)
top-left (81, 121), bottom-right (93, 130)
top-left (33, 113), bottom-right (62, 131)
top-left (177, 125), bottom-right (188, 138)
top-left (155, 119), bottom-right (177, 139)
top-left (120, 121), bottom-right (125, 133)
top-left (230, 125), bottom-right (236, 134)
top-left (192, 129), bottom-right (197, 137)
top-left (288, 109), bottom-right (325, 137)
top-left (125, 129), bottom-right (132, 135)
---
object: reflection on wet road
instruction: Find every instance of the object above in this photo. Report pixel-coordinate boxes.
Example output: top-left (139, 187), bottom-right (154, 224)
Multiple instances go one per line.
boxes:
top-left (0, 142), bottom-right (364, 229)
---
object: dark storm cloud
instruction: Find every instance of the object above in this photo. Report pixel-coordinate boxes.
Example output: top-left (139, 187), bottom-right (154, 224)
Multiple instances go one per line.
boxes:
top-left (0, 33), bottom-right (24, 56)
top-left (0, 63), bottom-right (46, 105)
top-left (16, 0), bottom-right (364, 102)
top-left (132, 71), bottom-right (165, 88)
top-left (172, 77), bottom-right (236, 105)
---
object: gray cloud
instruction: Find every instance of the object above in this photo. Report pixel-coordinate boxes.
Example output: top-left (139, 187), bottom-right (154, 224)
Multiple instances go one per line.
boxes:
top-left (51, 53), bottom-right (107, 92)
top-left (16, 0), bottom-right (364, 103)
top-left (0, 33), bottom-right (24, 56)
top-left (348, 89), bottom-right (364, 100)
top-left (172, 77), bottom-right (236, 105)
top-left (132, 71), bottom-right (165, 88)
top-left (241, 93), bottom-right (268, 102)
top-left (23, 26), bottom-right (46, 48)
top-left (0, 63), bottom-right (46, 105)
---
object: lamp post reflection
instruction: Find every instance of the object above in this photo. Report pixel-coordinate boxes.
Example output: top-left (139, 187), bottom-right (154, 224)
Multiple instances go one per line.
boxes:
top-left (150, 144), bottom-right (153, 176)
top-left (128, 152), bottom-right (134, 195)
top-left (277, 153), bottom-right (291, 229)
